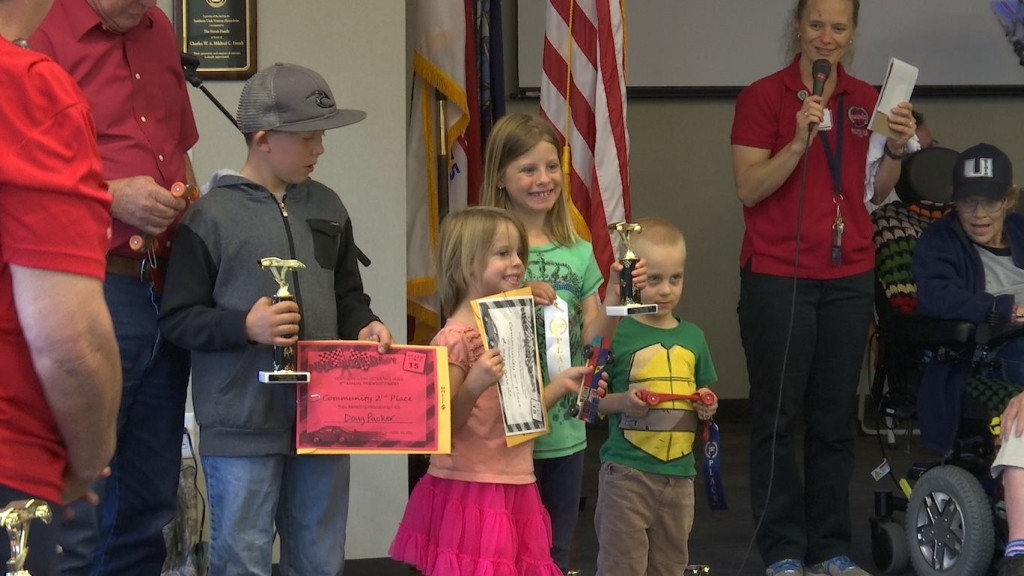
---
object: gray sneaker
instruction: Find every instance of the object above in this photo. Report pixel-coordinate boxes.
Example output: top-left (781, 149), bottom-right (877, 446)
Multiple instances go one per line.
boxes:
top-left (805, 556), bottom-right (871, 576)
top-left (766, 559), bottom-right (804, 576)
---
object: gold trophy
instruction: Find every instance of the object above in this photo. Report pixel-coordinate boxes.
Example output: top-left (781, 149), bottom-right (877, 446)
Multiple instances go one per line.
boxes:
top-left (606, 222), bottom-right (658, 316)
top-left (2, 499), bottom-right (52, 576)
top-left (257, 257), bottom-right (311, 384)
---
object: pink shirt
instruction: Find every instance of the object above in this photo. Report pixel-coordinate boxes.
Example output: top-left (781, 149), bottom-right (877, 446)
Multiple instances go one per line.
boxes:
top-left (32, 0), bottom-right (199, 258)
top-left (428, 319), bottom-right (536, 485)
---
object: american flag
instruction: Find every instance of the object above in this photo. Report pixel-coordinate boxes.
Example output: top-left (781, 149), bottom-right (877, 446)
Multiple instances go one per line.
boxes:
top-left (540, 0), bottom-right (630, 282)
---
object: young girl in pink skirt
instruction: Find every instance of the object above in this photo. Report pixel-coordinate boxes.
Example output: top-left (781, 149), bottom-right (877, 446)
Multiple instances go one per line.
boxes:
top-left (389, 206), bottom-right (603, 575)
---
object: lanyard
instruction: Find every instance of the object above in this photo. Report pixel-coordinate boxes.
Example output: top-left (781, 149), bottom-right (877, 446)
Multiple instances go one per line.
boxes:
top-left (816, 95), bottom-right (846, 265)
top-left (817, 95), bottom-right (845, 195)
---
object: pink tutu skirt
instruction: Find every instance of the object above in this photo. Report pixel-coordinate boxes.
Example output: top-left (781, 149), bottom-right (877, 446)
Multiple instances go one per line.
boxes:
top-left (389, 474), bottom-right (562, 576)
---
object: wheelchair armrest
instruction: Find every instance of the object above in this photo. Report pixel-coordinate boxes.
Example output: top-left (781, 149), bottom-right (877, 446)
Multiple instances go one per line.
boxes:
top-left (881, 314), bottom-right (976, 346)
top-left (978, 322), bottom-right (1024, 346)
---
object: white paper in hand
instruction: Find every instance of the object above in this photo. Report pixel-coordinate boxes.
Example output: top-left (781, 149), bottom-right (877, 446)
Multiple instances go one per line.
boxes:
top-left (869, 57), bottom-right (919, 138)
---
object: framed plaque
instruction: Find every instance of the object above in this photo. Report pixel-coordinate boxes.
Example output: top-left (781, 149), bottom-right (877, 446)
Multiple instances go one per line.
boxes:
top-left (176, 0), bottom-right (257, 80)
top-left (295, 341), bottom-right (452, 455)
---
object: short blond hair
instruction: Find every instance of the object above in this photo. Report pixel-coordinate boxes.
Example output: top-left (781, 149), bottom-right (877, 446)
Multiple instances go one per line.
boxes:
top-left (436, 207), bottom-right (529, 317)
top-left (632, 217), bottom-right (686, 256)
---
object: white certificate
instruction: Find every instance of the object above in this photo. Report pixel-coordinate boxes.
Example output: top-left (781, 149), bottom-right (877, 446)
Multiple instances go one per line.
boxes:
top-left (472, 288), bottom-right (549, 446)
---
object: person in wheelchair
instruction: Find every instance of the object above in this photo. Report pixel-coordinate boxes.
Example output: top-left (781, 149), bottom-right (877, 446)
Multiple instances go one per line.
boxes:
top-left (912, 142), bottom-right (1024, 576)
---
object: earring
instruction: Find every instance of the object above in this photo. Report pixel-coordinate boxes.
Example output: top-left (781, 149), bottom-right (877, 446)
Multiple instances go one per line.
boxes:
top-left (12, 38), bottom-right (30, 49)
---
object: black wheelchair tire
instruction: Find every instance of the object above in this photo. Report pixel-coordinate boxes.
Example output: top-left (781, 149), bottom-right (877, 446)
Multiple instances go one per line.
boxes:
top-left (905, 465), bottom-right (994, 576)
top-left (872, 519), bottom-right (910, 574)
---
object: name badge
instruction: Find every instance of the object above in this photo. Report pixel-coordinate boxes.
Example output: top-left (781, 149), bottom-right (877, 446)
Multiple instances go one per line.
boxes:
top-left (818, 108), bottom-right (833, 131)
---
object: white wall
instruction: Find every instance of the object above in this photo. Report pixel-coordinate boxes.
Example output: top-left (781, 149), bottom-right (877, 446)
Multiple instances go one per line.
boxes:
top-left (158, 0), bottom-right (409, 559)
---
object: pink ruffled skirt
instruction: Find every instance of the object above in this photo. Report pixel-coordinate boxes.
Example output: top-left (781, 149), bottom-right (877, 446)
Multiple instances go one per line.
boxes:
top-left (389, 474), bottom-right (562, 576)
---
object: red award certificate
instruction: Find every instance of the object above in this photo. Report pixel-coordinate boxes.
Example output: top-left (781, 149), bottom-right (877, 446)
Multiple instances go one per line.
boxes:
top-left (295, 341), bottom-right (450, 454)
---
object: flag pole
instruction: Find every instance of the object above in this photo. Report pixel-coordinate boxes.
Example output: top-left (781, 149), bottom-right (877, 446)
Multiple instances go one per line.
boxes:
top-left (436, 89), bottom-right (450, 223)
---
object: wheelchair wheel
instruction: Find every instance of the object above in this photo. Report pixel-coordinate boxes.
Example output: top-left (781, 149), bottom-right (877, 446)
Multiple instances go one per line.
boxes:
top-left (905, 465), bottom-right (994, 576)
top-left (872, 519), bottom-right (909, 574)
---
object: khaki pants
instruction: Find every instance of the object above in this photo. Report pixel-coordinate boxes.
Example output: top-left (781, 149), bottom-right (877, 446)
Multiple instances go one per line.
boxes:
top-left (595, 461), bottom-right (695, 576)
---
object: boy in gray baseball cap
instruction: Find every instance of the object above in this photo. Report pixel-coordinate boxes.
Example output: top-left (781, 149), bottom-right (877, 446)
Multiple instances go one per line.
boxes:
top-left (159, 63), bottom-right (393, 576)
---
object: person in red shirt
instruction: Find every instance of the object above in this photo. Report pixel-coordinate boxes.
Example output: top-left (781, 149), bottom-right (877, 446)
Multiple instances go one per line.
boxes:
top-left (0, 2), bottom-right (122, 575)
top-left (30, 1), bottom-right (199, 574)
top-left (730, 1), bottom-right (916, 576)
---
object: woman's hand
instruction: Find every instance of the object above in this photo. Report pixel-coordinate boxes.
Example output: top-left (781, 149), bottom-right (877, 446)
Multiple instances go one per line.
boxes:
top-left (1002, 391), bottom-right (1024, 440)
top-left (792, 94), bottom-right (827, 151)
top-left (885, 101), bottom-right (916, 154)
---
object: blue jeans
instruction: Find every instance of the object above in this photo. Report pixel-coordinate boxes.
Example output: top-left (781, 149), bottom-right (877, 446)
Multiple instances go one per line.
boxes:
top-left (202, 454), bottom-right (351, 576)
top-left (60, 275), bottom-right (190, 576)
top-left (0, 485), bottom-right (59, 576)
top-left (534, 449), bottom-right (586, 571)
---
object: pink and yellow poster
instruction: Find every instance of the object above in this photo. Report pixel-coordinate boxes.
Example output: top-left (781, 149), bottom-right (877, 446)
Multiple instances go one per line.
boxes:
top-left (296, 341), bottom-right (450, 454)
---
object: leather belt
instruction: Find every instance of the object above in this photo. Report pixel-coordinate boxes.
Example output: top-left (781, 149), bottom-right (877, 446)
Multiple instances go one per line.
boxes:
top-left (105, 254), bottom-right (154, 283)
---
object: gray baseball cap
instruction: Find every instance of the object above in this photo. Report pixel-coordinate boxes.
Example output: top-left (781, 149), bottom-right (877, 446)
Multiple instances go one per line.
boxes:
top-left (236, 63), bottom-right (366, 133)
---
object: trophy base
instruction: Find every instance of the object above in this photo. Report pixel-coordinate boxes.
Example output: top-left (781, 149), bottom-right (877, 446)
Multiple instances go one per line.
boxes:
top-left (606, 303), bottom-right (659, 317)
top-left (258, 370), bottom-right (311, 384)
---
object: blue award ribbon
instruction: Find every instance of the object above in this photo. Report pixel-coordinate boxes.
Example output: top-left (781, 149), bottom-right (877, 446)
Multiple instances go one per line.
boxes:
top-left (702, 419), bottom-right (727, 510)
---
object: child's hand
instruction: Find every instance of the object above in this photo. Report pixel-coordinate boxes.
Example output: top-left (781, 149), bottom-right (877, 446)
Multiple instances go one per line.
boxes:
top-left (465, 348), bottom-right (504, 394)
top-left (604, 257), bottom-right (648, 305)
top-left (526, 281), bottom-right (557, 306)
top-left (550, 366), bottom-right (607, 399)
top-left (245, 296), bottom-right (300, 347)
top-left (358, 320), bottom-right (393, 353)
top-left (695, 387), bottom-right (718, 420)
top-left (623, 388), bottom-right (651, 418)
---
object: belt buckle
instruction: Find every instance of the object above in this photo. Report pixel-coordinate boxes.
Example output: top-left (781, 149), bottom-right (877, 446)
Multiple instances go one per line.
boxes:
top-left (139, 254), bottom-right (155, 284)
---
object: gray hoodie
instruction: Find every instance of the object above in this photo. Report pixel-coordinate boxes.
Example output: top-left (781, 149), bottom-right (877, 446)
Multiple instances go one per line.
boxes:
top-left (159, 172), bottom-right (379, 456)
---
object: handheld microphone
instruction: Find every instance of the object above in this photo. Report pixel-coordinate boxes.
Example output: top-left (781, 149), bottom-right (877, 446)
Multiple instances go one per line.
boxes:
top-left (811, 58), bottom-right (831, 97)
top-left (807, 59), bottom-right (831, 133)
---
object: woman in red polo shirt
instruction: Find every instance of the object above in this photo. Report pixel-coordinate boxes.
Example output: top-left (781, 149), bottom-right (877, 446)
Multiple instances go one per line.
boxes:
top-left (730, 1), bottom-right (916, 576)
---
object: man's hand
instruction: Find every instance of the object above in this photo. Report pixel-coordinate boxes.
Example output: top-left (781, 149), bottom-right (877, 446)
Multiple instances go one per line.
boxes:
top-left (61, 467), bottom-right (110, 511)
top-left (108, 176), bottom-right (187, 235)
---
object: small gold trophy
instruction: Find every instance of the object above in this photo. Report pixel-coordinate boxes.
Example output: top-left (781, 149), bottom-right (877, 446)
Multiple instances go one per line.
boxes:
top-left (606, 222), bottom-right (658, 317)
top-left (2, 499), bottom-right (52, 576)
top-left (257, 257), bottom-right (311, 384)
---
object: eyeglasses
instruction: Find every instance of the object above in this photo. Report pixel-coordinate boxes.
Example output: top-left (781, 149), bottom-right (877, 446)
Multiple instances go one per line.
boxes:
top-left (955, 197), bottom-right (1005, 215)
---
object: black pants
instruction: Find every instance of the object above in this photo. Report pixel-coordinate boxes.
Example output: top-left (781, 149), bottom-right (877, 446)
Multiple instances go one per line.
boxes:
top-left (738, 269), bottom-right (873, 567)
top-left (0, 484), bottom-right (60, 576)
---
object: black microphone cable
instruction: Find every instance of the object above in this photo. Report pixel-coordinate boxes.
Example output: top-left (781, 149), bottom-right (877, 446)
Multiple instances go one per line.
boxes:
top-left (737, 120), bottom-right (818, 576)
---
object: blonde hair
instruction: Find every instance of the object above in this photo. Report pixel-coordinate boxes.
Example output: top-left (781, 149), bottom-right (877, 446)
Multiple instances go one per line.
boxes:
top-left (632, 217), bottom-right (686, 257)
top-left (436, 207), bottom-right (529, 317)
top-left (479, 113), bottom-right (578, 246)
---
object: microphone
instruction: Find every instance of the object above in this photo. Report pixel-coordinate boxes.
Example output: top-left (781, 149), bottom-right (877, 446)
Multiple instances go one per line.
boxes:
top-left (807, 59), bottom-right (831, 133)
top-left (811, 58), bottom-right (831, 97)
top-left (180, 52), bottom-right (200, 71)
